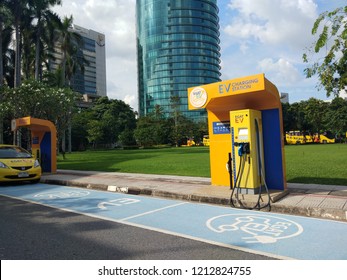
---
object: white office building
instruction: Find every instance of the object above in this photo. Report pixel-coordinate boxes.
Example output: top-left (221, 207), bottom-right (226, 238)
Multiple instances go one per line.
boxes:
top-left (50, 24), bottom-right (107, 98)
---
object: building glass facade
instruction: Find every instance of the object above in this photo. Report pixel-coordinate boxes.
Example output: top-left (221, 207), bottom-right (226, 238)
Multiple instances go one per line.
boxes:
top-left (136, 0), bottom-right (221, 121)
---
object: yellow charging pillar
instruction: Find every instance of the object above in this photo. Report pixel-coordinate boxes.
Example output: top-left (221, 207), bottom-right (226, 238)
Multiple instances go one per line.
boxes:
top-left (188, 73), bottom-right (286, 192)
top-left (230, 109), bottom-right (264, 194)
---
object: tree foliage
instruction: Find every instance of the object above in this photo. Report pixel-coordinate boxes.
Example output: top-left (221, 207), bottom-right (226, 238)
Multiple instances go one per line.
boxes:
top-left (282, 97), bottom-right (347, 136)
top-left (134, 104), bottom-right (208, 147)
top-left (303, 6), bottom-right (347, 97)
top-left (71, 97), bottom-right (137, 149)
top-left (0, 79), bottom-right (79, 143)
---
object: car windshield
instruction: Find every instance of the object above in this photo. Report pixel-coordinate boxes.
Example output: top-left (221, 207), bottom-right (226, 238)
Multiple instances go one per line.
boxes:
top-left (0, 146), bottom-right (32, 159)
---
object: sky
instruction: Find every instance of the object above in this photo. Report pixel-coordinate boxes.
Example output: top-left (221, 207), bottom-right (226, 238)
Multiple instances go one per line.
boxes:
top-left (52, 0), bottom-right (346, 111)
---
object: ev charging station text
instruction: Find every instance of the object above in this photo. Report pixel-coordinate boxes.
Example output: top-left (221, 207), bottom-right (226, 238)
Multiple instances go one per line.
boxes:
top-left (219, 78), bottom-right (259, 94)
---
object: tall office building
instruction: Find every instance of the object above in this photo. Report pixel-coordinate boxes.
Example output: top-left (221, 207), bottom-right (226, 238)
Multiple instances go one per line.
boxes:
top-left (136, 0), bottom-right (221, 121)
top-left (50, 25), bottom-right (107, 99)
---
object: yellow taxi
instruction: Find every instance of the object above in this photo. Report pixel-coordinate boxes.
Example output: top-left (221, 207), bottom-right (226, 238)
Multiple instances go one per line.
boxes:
top-left (0, 144), bottom-right (41, 183)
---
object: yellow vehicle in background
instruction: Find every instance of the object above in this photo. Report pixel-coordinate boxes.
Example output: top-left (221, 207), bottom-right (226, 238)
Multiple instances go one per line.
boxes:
top-left (285, 131), bottom-right (313, 145)
top-left (181, 137), bottom-right (196, 147)
top-left (313, 132), bottom-right (335, 144)
top-left (286, 131), bottom-right (336, 144)
top-left (186, 139), bottom-right (196, 146)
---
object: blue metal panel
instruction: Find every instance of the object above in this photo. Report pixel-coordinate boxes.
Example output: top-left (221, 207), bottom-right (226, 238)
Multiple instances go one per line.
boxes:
top-left (262, 109), bottom-right (284, 190)
top-left (40, 132), bottom-right (51, 173)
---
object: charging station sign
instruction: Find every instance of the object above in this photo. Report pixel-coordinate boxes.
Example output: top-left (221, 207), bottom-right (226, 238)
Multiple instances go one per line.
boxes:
top-left (213, 121), bottom-right (230, 134)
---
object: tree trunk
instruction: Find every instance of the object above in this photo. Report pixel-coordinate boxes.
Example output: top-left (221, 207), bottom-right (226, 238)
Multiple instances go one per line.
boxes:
top-left (0, 20), bottom-right (3, 86)
top-left (34, 20), bottom-right (41, 80)
top-left (0, 22), bottom-right (3, 144)
top-left (14, 22), bottom-right (21, 87)
top-left (68, 122), bottom-right (72, 153)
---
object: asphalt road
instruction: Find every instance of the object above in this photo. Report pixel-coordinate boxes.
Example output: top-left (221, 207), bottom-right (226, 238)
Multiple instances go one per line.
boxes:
top-left (0, 195), bottom-right (274, 260)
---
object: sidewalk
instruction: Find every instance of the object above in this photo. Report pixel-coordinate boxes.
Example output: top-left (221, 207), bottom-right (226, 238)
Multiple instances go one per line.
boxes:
top-left (40, 170), bottom-right (347, 222)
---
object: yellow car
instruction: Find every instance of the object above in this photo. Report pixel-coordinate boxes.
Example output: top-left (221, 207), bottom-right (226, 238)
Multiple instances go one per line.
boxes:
top-left (0, 144), bottom-right (41, 183)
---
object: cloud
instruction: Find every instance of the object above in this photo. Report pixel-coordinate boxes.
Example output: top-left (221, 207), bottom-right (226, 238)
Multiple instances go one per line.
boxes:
top-left (258, 58), bottom-right (301, 85)
top-left (219, 0), bottom-right (331, 103)
top-left (224, 0), bottom-right (318, 49)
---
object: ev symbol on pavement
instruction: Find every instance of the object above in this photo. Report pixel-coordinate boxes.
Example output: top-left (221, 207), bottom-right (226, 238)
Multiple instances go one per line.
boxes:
top-left (97, 198), bottom-right (140, 210)
top-left (34, 190), bottom-right (90, 199)
top-left (206, 214), bottom-right (304, 244)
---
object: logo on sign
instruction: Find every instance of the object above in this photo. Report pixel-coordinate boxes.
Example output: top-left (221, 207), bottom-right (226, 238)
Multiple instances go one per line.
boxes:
top-left (189, 87), bottom-right (207, 108)
top-left (234, 114), bottom-right (244, 123)
top-left (206, 214), bottom-right (303, 244)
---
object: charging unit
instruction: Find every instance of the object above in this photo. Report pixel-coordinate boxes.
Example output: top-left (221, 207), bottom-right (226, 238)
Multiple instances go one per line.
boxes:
top-left (230, 109), bottom-right (264, 194)
top-left (11, 117), bottom-right (57, 173)
top-left (188, 73), bottom-right (287, 205)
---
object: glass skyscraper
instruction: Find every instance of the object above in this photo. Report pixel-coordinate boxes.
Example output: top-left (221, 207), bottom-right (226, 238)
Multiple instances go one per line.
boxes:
top-left (136, 0), bottom-right (221, 121)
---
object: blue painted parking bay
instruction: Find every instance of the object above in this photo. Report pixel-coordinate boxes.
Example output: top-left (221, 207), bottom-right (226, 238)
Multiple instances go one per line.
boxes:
top-left (1, 183), bottom-right (346, 260)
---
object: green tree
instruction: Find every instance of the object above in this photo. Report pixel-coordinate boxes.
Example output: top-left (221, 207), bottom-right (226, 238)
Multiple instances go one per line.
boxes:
top-left (0, 79), bottom-right (78, 145)
top-left (133, 116), bottom-right (157, 147)
top-left (86, 97), bottom-right (137, 148)
top-left (71, 109), bottom-right (91, 151)
top-left (282, 102), bottom-right (295, 133)
top-left (303, 98), bottom-right (329, 133)
top-left (118, 128), bottom-right (137, 147)
top-left (87, 119), bottom-right (103, 149)
top-left (325, 97), bottom-right (347, 135)
top-left (288, 102), bottom-right (309, 132)
top-left (170, 95), bottom-right (182, 147)
top-left (303, 6), bottom-right (347, 96)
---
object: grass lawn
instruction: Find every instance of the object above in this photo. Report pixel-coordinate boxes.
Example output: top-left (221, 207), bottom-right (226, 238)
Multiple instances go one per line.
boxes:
top-left (57, 144), bottom-right (347, 186)
top-left (58, 147), bottom-right (211, 177)
top-left (284, 144), bottom-right (347, 185)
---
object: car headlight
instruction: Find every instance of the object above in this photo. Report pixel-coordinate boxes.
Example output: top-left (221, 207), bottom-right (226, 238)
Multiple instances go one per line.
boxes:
top-left (34, 159), bottom-right (40, 168)
top-left (0, 161), bottom-right (9, 169)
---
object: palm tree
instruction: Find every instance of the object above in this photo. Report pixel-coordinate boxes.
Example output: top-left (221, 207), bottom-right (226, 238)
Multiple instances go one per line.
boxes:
top-left (7, 0), bottom-right (28, 88)
top-left (53, 15), bottom-right (85, 153)
top-left (21, 10), bottom-right (35, 80)
top-left (0, 0), bottom-right (13, 144)
top-left (55, 15), bottom-right (84, 87)
top-left (30, 0), bottom-right (61, 80)
top-left (0, 0), bottom-right (12, 87)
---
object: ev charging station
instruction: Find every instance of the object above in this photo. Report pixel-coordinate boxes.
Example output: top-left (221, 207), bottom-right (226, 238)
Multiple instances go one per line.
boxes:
top-left (11, 116), bottom-right (57, 173)
top-left (188, 73), bottom-right (286, 207)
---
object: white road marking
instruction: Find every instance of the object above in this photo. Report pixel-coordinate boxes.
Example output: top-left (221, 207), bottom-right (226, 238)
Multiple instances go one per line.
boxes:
top-left (120, 202), bottom-right (187, 221)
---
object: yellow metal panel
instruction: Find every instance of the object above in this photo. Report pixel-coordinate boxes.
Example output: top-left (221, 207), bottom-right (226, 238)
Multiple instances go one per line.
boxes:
top-left (207, 111), bottom-right (231, 186)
